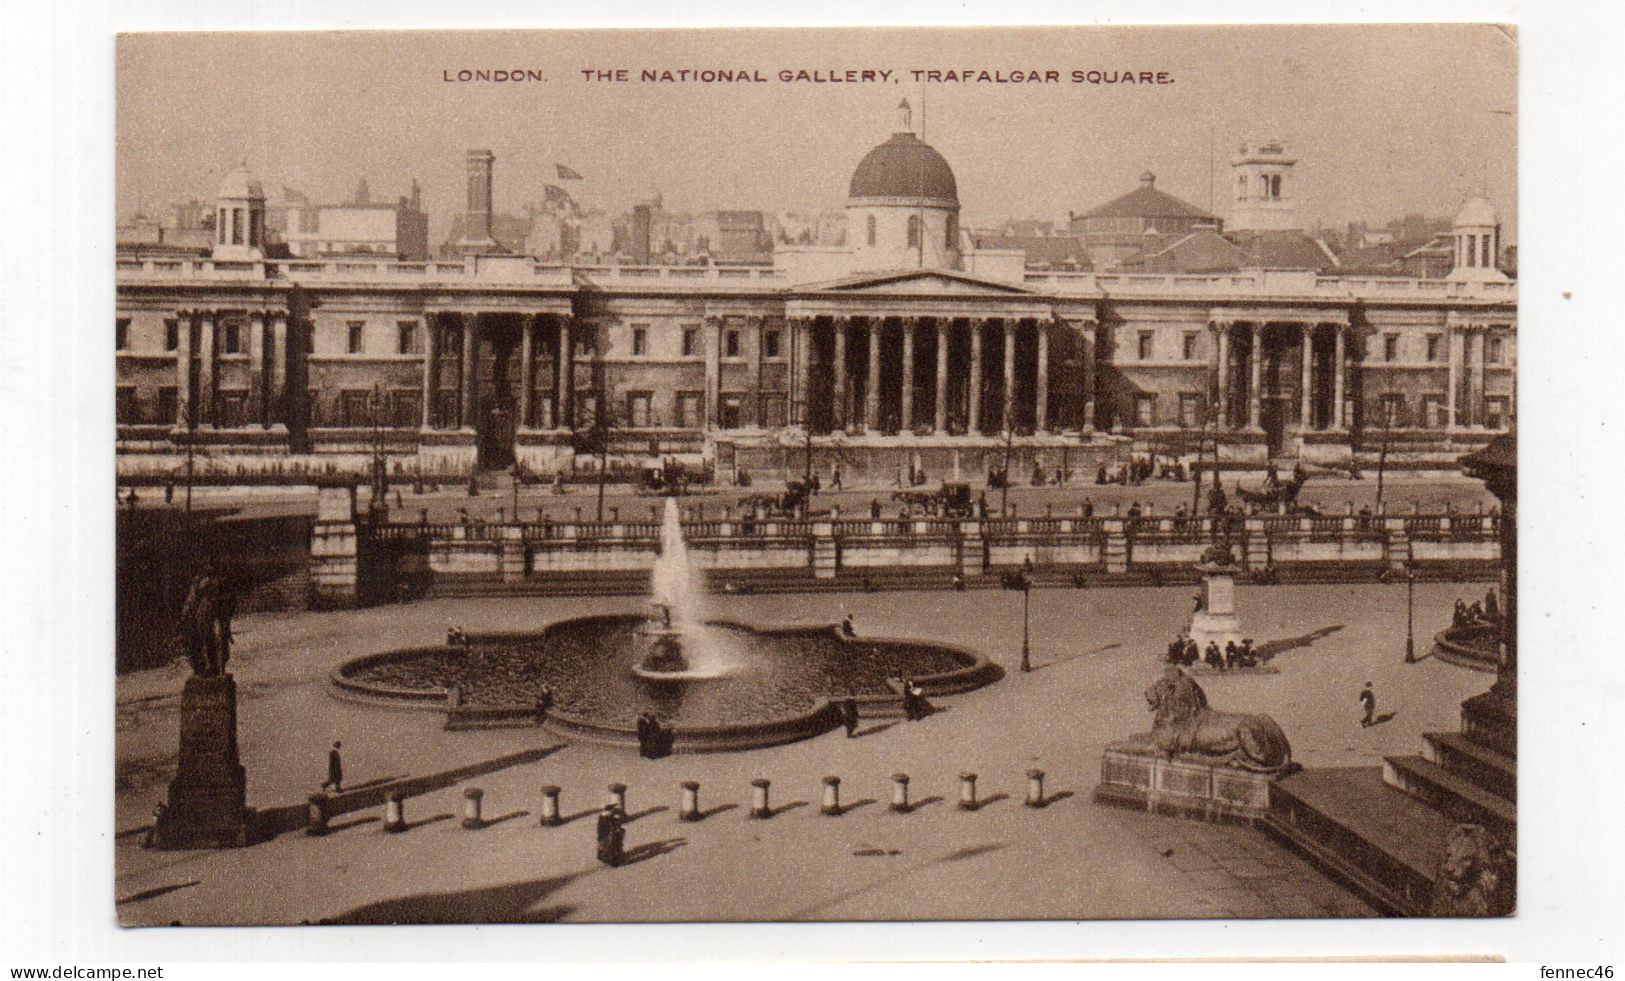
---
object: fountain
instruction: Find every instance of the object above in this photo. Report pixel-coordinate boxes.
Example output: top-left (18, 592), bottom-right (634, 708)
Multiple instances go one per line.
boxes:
top-left (631, 497), bottom-right (732, 681)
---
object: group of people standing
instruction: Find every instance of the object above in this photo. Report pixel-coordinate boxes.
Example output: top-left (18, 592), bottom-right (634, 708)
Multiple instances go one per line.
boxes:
top-left (634, 712), bottom-right (674, 759)
top-left (1453, 589), bottom-right (1502, 629)
top-left (1165, 636), bottom-right (1262, 672)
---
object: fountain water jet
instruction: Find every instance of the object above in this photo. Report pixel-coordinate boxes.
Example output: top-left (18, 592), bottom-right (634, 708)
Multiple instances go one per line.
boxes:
top-left (632, 497), bottom-right (737, 681)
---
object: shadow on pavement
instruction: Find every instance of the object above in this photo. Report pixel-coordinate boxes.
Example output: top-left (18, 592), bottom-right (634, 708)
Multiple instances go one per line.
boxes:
top-left (322, 871), bottom-right (585, 924)
top-left (1256, 625), bottom-right (1344, 659)
top-left (117, 880), bottom-right (200, 905)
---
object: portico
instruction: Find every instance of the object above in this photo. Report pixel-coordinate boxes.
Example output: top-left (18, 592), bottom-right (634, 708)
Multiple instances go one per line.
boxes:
top-left (1211, 309), bottom-right (1352, 455)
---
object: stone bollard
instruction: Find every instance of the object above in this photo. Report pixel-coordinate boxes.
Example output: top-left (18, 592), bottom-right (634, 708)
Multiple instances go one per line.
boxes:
top-left (890, 773), bottom-right (911, 813)
top-left (306, 793), bottom-right (330, 836)
top-left (539, 785), bottom-right (562, 827)
top-left (959, 772), bottom-right (978, 811)
top-left (680, 781), bottom-right (701, 822)
top-left (383, 791), bottom-right (406, 833)
top-left (750, 778), bottom-right (772, 819)
top-left (462, 788), bottom-right (484, 829)
top-left (608, 782), bottom-right (628, 815)
top-left (821, 776), bottom-right (842, 816)
top-left (1025, 769), bottom-right (1046, 808)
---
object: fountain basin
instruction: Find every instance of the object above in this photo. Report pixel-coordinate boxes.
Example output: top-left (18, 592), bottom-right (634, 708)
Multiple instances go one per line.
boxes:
top-left (332, 614), bottom-right (1001, 752)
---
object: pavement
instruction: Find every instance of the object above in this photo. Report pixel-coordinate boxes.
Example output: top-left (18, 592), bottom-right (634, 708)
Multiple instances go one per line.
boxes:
top-left (114, 579), bottom-right (1494, 924)
top-left (119, 474), bottom-right (1496, 525)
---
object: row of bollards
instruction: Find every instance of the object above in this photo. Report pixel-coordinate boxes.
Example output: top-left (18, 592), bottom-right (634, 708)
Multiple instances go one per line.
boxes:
top-left (323, 769), bottom-right (1052, 837)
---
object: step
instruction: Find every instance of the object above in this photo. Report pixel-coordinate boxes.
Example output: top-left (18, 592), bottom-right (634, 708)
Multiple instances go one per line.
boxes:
top-left (1265, 765), bottom-right (1454, 916)
top-left (1422, 731), bottom-right (1516, 803)
top-left (1460, 690), bottom-right (1516, 758)
top-left (1382, 754), bottom-right (1516, 843)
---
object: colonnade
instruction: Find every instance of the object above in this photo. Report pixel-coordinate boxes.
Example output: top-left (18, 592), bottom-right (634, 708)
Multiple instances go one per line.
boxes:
top-left (170, 307), bottom-right (286, 429)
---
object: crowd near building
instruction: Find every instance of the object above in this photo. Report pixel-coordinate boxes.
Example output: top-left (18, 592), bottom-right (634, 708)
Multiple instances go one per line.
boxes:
top-left (115, 102), bottom-right (1515, 479)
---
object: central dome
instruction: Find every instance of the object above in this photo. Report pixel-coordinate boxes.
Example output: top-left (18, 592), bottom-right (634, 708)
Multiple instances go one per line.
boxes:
top-left (848, 132), bottom-right (958, 203)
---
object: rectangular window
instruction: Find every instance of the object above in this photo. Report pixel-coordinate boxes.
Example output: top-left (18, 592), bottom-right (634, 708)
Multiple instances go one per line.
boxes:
top-left (1179, 393), bottom-right (1201, 428)
top-left (632, 326), bottom-right (648, 357)
top-left (115, 386), bottom-right (139, 424)
top-left (164, 319), bottom-right (179, 352)
top-left (397, 321), bottom-right (419, 355)
top-left (1383, 335), bottom-right (1398, 362)
top-left (719, 393), bottom-right (743, 429)
top-left (1379, 393), bottom-right (1406, 427)
top-left (223, 321), bottom-right (241, 355)
top-left (1487, 337), bottom-right (1504, 365)
top-left (218, 390), bottom-right (247, 428)
top-left (761, 392), bottom-right (787, 428)
top-left (764, 330), bottom-right (782, 359)
top-left (1484, 397), bottom-right (1508, 430)
top-left (626, 391), bottom-right (653, 427)
top-left (682, 327), bottom-right (699, 357)
top-left (347, 321), bottom-right (365, 355)
top-left (1426, 334), bottom-right (1443, 362)
top-left (675, 391), bottom-right (703, 428)
top-left (1138, 331), bottom-right (1154, 360)
top-left (1135, 393), bottom-right (1156, 426)
top-left (116, 318), bottom-right (131, 351)
top-left (1182, 333), bottom-right (1198, 361)
top-left (340, 390), bottom-right (371, 427)
top-left (725, 330), bottom-right (741, 358)
top-left (157, 387), bottom-right (178, 425)
top-left (391, 390), bottom-right (421, 427)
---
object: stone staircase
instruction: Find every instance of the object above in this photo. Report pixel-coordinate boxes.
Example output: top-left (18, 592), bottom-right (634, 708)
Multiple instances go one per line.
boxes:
top-left (1265, 688), bottom-right (1515, 915)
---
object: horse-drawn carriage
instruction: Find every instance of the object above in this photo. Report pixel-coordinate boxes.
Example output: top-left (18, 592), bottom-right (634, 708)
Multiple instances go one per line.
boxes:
top-left (1234, 469), bottom-right (1309, 510)
top-left (890, 481), bottom-right (974, 518)
top-left (739, 478), bottom-right (814, 518)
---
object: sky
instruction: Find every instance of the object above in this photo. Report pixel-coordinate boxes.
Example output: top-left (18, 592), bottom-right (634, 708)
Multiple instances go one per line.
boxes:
top-left (117, 24), bottom-right (1516, 244)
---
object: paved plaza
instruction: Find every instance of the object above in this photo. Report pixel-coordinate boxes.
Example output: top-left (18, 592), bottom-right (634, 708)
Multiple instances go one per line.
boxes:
top-left (114, 579), bottom-right (1493, 924)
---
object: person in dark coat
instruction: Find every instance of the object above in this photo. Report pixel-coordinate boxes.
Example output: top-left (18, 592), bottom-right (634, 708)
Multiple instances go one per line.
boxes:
top-left (841, 613), bottom-right (856, 638)
top-left (842, 698), bottom-right (860, 738)
top-left (321, 741), bottom-right (343, 793)
top-left (1359, 682), bottom-right (1377, 727)
top-left (1224, 641), bottom-right (1239, 670)
top-left (596, 804), bottom-right (625, 866)
top-left (1205, 641), bottom-right (1222, 671)
top-left (1185, 638), bottom-right (1200, 666)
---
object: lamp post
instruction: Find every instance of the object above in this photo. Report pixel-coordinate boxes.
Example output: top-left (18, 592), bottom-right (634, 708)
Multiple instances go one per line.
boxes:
top-left (1403, 559), bottom-right (1417, 663)
top-left (1020, 576), bottom-right (1032, 673)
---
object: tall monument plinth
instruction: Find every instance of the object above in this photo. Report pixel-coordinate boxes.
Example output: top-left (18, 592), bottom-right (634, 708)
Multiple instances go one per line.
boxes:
top-left (1188, 557), bottom-right (1243, 653)
top-left (152, 674), bottom-right (249, 849)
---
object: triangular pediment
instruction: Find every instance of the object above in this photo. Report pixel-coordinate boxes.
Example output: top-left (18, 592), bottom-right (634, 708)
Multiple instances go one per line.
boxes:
top-left (800, 268), bottom-right (1037, 296)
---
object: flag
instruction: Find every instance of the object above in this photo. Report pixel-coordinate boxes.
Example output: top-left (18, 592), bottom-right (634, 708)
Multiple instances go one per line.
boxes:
top-left (543, 184), bottom-right (575, 209)
top-left (556, 163), bottom-right (584, 180)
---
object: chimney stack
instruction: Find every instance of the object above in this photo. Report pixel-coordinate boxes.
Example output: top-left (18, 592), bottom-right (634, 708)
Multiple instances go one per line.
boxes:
top-left (458, 149), bottom-right (499, 253)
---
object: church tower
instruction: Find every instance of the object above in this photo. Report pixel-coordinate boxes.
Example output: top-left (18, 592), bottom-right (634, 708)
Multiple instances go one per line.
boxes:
top-left (1229, 140), bottom-right (1298, 232)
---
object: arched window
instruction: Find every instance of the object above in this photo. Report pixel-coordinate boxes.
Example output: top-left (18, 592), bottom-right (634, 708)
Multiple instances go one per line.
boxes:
top-left (866, 214), bottom-right (876, 246)
top-left (232, 209), bottom-right (243, 245)
top-left (946, 213), bottom-right (958, 250)
top-left (1270, 175), bottom-right (1282, 199)
top-left (906, 215), bottom-right (921, 248)
top-left (1481, 234), bottom-right (1491, 268)
top-left (1259, 175), bottom-right (1270, 197)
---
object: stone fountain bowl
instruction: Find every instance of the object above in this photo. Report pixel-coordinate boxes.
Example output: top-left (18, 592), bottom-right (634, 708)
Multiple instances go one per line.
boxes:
top-left (331, 613), bottom-right (1002, 753)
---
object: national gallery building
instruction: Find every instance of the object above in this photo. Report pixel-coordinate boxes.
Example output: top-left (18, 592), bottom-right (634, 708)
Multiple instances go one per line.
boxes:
top-left (115, 112), bottom-right (1516, 479)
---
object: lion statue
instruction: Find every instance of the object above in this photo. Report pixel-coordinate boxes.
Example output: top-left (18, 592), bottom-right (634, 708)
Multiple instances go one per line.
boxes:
top-left (1429, 823), bottom-right (1514, 916)
top-left (1122, 667), bottom-right (1293, 772)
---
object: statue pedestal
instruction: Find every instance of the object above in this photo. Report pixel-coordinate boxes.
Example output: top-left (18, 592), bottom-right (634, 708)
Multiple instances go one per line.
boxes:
top-left (1188, 562), bottom-right (1242, 653)
top-left (152, 674), bottom-right (248, 849)
top-left (1093, 746), bottom-right (1278, 824)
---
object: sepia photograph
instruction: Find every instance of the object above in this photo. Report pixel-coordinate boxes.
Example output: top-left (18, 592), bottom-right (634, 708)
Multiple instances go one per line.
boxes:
top-left (106, 23), bottom-right (1522, 928)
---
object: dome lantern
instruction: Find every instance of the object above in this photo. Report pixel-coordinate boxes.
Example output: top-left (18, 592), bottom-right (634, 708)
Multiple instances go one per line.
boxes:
top-left (212, 162), bottom-right (267, 261)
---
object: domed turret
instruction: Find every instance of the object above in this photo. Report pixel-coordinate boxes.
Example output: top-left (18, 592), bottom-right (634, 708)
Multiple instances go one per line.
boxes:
top-left (212, 162), bottom-right (266, 260)
top-left (1449, 196), bottom-right (1506, 282)
top-left (846, 100), bottom-right (962, 271)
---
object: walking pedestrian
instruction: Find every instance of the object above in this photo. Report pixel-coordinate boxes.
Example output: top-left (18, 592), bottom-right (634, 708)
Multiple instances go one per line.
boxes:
top-left (1359, 682), bottom-right (1377, 727)
top-left (842, 698), bottom-right (859, 738)
top-left (321, 741), bottom-right (343, 793)
top-left (596, 803), bottom-right (625, 867)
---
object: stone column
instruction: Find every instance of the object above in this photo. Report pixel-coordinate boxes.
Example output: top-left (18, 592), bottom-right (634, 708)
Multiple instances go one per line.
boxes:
top-left (791, 317), bottom-right (811, 428)
top-left (1468, 328), bottom-right (1486, 428)
top-left (753, 316), bottom-right (767, 427)
top-left (1002, 320), bottom-right (1017, 434)
top-left (269, 312), bottom-right (287, 427)
top-left (518, 314), bottom-right (535, 429)
top-left (460, 314), bottom-right (477, 430)
top-left (422, 314), bottom-right (439, 429)
top-left (248, 310), bottom-right (266, 427)
top-left (864, 319), bottom-right (882, 432)
top-left (1333, 325), bottom-right (1347, 430)
top-left (934, 319), bottom-right (950, 434)
top-left (705, 316), bottom-right (722, 430)
top-left (969, 319), bottom-right (984, 434)
top-left (175, 309), bottom-right (194, 428)
top-left (900, 318), bottom-right (916, 432)
top-left (1247, 323), bottom-right (1263, 430)
top-left (1215, 323), bottom-right (1231, 429)
top-left (557, 317), bottom-right (573, 430)
top-left (1034, 321), bottom-right (1050, 434)
top-left (1299, 324), bottom-right (1314, 429)
top-left (1080, 322), bottom-right (1096, 431)
top-left (197, 310), bottom-right (217, 426)
top-left (1446, 327), bottom-right (1462, 430)
top-left (831, 318), bottom-right (848, 431)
